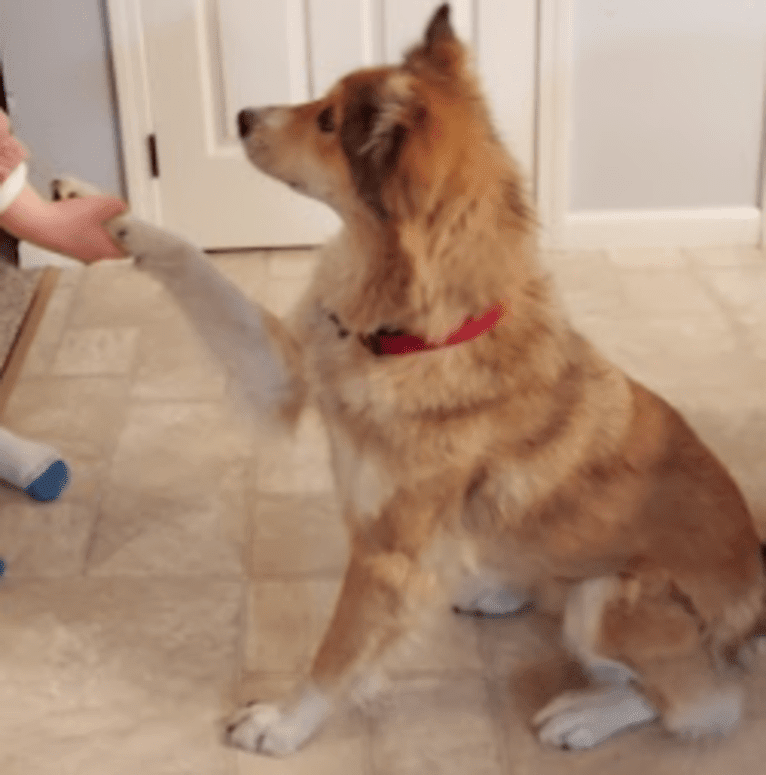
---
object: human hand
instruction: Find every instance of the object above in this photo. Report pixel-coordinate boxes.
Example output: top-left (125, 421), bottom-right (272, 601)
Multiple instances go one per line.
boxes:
top-left (48, 193), bottom-right (130, 263)
top-left (0, 184), bottom-right (129, 263)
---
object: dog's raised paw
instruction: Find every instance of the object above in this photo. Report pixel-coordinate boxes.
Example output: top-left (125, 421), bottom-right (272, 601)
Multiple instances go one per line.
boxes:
top-left (102, 219), bottom-right (198, 266)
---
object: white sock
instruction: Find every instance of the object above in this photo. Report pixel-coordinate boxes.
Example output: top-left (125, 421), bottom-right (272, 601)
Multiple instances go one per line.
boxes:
top-left (0, 426), bottom-right (62, 490)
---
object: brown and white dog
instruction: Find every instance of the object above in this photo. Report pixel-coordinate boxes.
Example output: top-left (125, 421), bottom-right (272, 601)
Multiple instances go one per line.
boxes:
top-left (63, 3), bottom-right (765, 756)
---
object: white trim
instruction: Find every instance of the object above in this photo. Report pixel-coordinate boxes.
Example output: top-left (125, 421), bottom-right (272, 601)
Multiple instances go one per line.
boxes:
top-left (105, 0), bottom-right (161, 223)
top-left (761, 113), bottom-right (766, 250)
top-left (536, 0), bottom-right (573, 240)
top-left (760, 31), bottom-right (766, 248)
top-left (542, 207), bottom-right (762, 251)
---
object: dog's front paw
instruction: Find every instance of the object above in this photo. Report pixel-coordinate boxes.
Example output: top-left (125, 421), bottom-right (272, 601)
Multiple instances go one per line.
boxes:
top-left (103, 218), bottom-right (197, 266)
top-left (225, 689), bottom-right (331, 756)
top-left (226, 703), bottom-right (296, 755)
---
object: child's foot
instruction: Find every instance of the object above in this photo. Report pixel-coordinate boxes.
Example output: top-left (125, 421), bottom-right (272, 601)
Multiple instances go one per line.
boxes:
top-left (0, 427), bottom-right (70, 501)
top-left (24, 459), bottom-right (70, 502)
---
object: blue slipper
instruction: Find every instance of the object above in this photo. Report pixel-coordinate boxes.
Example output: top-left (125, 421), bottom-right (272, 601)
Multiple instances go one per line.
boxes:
top-left (24, 459), bottom-right (70, 502)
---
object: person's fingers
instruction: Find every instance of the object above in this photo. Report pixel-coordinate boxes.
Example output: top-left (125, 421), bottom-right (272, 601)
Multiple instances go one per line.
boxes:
top-left (64, 193), bottom-right (127, 222)
top-left (88, 194), bottom-right (128, 222)
top-left (81, 225), bottom-right (131, 261)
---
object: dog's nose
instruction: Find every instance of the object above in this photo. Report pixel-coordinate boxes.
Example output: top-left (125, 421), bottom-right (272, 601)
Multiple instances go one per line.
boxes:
top-left (237, 108), bottom-right (258, 138)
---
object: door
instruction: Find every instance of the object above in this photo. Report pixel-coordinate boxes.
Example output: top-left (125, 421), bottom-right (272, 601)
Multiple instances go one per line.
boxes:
top-left (110, 0), bottom-right (538, 249)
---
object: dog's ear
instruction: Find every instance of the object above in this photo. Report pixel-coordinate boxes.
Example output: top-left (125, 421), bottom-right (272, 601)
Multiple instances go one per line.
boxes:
top-left (406, 4), bottom-right (465, 75)
top-left (340, 85), bottom-right (409, 220)
top-left (424, 3), bottom-right (455, 49)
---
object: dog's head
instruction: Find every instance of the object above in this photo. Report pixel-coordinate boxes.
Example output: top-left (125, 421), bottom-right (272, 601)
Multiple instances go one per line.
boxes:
top-left (237, 4), bottom-right (500, 225)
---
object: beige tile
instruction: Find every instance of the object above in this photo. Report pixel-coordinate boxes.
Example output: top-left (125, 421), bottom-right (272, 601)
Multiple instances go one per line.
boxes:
top-left (576, 312), bottom-right (741, 395)
top-left (131, 316), bottom-right (227, 401)
top-left (685, 245), bottom-right (766, 267)
top-left (381, 608), bottom-right (483, 678)
top-left (213, 253), bottom-right (271, 307)
top-left (2, 377), bottom-right (131, 502)
top-left (18, 275), bottom-right (80, 378)
top-left (0, 495), bottom-right (97, 578)
top-left (236, 736), bottom-right (368, 775)
top-left (106, 401), bottom-right (253, 502)
top-left (110, 401), bottom-right (252, 498)
top-left (216, 248), bottom-right (312, 319)
top-left (617, 269), bottom-right (721, 316)
top-left (243, 578), bottom-right (342, 674)
top-left (52, 326), bottom-right (140, 376)
top-left (0, 576), bottom-right (242, 775)
top-left (261, 252), bottom-right (318, 318)
top-left (87, 460), bottom-right (249, 577)
top-left (695, 264), bottom-right (766, 311)
top-left (608, 247), bottom-right (687, 268)
top-left (246, 493), bottom-right (348, 578)
top-left (369, 677), bottom-right (504, 775)
top-left (747, 315), bottom-right (766, 361)
top-left (256, 408), bottom-right (334, 494)
top-left (546, 250), bottom-right (629, 318)
top-left (55, 263), bottom-right (87, 287)
top-left (268, 249), bottom-right (319, 280)
top-left (68, 261), bottom-right (171, 328)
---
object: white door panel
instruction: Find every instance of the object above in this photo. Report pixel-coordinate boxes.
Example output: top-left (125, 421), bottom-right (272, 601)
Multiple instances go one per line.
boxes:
top-left (383, 0), bottom-right (473, 61)
top-left (124, 0), bottom-right (537, 248)
top-left (308, 0), bottom-right (380, 97)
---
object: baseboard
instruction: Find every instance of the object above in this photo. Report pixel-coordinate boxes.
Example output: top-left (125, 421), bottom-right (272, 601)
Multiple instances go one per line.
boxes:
top-left (540, 207), bottom-right (762, 250)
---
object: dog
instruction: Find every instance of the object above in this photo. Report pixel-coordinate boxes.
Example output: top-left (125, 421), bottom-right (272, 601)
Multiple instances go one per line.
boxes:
top-left (60, 3), bottom-right (766, 756)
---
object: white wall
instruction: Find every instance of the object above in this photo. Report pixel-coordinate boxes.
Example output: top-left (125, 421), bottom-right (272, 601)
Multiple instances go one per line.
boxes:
top-left (0, 0), bottom-right (123, 197)
top-left (570, 0), bottom-right (766, 212)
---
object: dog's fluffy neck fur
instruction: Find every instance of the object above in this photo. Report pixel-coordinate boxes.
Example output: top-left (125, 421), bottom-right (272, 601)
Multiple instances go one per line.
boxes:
top-left (321, 155), bottom-right (548, 345)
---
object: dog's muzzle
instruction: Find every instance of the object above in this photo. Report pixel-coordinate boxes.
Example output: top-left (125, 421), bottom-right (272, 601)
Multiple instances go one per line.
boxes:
top-left (237, 109), bottom-right (258, 138)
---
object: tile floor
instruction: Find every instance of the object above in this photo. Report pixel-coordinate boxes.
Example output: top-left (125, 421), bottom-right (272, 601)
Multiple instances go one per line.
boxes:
top-left (1, 245), bottom-right (766, 774)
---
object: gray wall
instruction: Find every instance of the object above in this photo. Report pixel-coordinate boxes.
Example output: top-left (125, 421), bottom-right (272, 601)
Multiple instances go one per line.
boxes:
top-left (570, 0), bottom-right (766, 211)
top-left (0, 0), bottom-right (123, 198)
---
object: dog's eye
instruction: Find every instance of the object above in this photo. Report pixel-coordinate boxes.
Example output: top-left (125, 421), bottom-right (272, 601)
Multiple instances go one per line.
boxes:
top-left (317, 106), bottom-right (335, 133)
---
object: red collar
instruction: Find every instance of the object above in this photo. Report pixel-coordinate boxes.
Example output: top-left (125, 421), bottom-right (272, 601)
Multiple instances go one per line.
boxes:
top-left (360, 302), bottom-right (505, 356)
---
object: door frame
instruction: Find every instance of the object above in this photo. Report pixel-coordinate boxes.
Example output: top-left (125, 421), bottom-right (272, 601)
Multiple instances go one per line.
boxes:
top-left (106, 0), bottom-right (161, 223)
top-left (536, 0), bottom-right (766, 250)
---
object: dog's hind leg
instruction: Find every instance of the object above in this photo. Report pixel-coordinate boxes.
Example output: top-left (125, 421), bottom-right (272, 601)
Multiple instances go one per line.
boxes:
top-left (107, 218), bottom-right (307, 430)
top-left (532, 575), bottom-right (747, 750)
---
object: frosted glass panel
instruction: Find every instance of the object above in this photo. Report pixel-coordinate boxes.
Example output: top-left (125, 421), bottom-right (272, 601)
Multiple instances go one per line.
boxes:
top-left (570, 0), bottom-right (766, 210)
